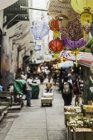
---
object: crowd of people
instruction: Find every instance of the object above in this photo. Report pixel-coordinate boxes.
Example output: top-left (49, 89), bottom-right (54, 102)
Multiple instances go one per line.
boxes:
top-left (0, 63), bottom-right (84, 107)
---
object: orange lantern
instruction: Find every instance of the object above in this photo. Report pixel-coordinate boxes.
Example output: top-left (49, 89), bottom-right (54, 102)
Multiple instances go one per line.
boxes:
top-left (49, 19), bottom-right (60, 31)
top-left (49, 38), bottom-right (64, 52)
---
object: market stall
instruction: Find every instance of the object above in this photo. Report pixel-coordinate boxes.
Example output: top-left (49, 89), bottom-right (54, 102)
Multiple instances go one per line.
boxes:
top-left (64, 105), bottom-right (93, 140)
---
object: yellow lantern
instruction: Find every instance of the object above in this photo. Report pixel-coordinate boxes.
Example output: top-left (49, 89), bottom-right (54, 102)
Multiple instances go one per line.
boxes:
top-left (54, 52), bottom-right (60, 59)
top-left (71, 0), bottom-right (93, 14)
top-left (71, 0), bottom-right (93, 38)
top-left (80, 8), bottom-right (92, 25)
top-left (53, 31), bottom-right (60, 38)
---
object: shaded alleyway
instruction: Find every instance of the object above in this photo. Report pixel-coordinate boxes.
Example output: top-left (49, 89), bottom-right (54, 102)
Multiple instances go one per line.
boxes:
top-left (0, 86), bottom-right (67, 140)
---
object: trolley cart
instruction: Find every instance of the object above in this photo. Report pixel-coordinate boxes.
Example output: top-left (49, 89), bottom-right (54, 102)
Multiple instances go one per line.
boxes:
top-left (41, 91), bottom-right (54, 107)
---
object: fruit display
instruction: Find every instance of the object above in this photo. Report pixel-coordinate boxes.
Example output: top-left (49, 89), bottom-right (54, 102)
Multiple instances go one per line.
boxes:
top-left (74, 127), bottom-right (92, 132)
top-left (64, 106), bottom-right (81, 113)
top-left (64, 106), bottom-right (83, 126)
top-left (82, 105), bottom-right (93, 115)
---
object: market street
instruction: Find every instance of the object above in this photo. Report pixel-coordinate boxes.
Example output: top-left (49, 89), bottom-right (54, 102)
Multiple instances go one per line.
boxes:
top-left (0, 85), bottom-right (67, 140)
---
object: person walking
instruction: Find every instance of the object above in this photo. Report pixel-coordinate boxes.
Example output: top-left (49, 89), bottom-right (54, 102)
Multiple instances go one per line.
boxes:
top-left (61, 76), bottom-right (73, 106)
top-left (23, 76), bottom-right (32, 107)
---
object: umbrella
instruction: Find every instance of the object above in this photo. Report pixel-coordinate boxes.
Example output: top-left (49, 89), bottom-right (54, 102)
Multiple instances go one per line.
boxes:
top-left (58, 61), bottom-right (74, 68)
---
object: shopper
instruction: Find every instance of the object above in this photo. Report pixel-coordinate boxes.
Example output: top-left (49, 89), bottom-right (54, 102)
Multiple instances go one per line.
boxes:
top-left (23, 77), bottom-right (32, 107)
top-left (61, 76), bottom-right (73, 106)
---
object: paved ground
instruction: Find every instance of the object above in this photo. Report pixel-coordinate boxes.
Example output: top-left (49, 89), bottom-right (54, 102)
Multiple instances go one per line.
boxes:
top-left (0, 85), bottom-right (67, 140)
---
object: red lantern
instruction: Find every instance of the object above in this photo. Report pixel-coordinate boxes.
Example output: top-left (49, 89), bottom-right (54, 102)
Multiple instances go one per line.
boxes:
top-left (49, 19), bottom-right (60, 31)
top-left (49, 38), bottom-right (64, 52)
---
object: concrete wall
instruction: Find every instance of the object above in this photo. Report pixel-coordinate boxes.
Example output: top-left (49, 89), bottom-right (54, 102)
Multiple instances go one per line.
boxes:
top-left (1, 21), bottom-right (34, 89)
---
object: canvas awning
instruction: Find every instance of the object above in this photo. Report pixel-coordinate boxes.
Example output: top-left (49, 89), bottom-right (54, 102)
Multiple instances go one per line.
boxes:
top-left (0, 0), bottom-right (18, 10)
top-left (60, 50), bottom-right (93, 67)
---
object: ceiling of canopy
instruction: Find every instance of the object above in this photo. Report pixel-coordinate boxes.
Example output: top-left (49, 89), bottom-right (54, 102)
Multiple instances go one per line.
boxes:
top-left (4, 0), bottom-right (29, 29)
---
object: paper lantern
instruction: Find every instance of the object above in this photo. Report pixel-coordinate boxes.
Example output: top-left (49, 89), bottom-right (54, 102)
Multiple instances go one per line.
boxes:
top-left (71, 0), bottom-right (93, 14)
top-left (61, 35), bottom-right (88, 50)
top-left (54, 52), bottom-right (60, 58)
top-left (53, 31), bottom-right (60, 38)
top-left (31, 21), bottom-right (49, 40)
top-left (49, 38), bottom-right (64, 52)
top-left (34, 45), bottom-right (41, 51)
top-left (49, 19), bottom-right (60, 31)
top-left (80, 8), bottom-right (92, 25)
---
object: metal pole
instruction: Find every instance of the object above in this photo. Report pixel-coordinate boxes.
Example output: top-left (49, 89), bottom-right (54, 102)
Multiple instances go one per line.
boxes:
top-left (20, 6), bottom-right (48, 12)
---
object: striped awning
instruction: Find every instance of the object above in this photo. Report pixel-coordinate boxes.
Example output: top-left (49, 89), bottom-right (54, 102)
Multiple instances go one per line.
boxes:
top-left (60, 50), bottom-right (93, 67)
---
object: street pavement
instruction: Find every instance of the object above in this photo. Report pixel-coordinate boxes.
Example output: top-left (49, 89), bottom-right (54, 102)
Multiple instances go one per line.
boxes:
top-left (0, 85), bottom-right (67, 140)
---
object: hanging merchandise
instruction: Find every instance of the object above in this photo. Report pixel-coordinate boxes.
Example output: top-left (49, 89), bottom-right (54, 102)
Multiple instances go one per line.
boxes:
top-left (61, 35), bottom-right (89, 66)
top-left (49, 19), bottom-right (60, 31)
top-left (49, 18), bottom-right (62, 58)
top-left (80, 8), bottom-right (92, 25)
top-left (62, 17), bottom-right (83, 41)
top-left (61, 15), bottom-right (90, 66)
top-left (34, 45), bottom-right (41, 51)
top-left (71, 0), bottom-right (93, 39)
top-left (53, 52), bottom-right (60, 59)
top-left (31, 20), bottom-right (49, 63)
top-left (61, 35), bottom-right (88, 50)
top-left (71, 0), bottom-right (93, 14)
top-left (61, 34), bottom-right (89, 67)
top-left (31, 21), bottom-right (49, 40)
top-left (53, 31), bottom-right (60, 39)
top-left (48, 0), bottom-right (72, 18)
top-left (49, 38), bottom-right (64, 52)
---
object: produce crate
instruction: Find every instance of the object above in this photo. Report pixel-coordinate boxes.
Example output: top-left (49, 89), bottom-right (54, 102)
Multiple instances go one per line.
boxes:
top-left (65, 113), bottom-right (83, 126)
top-left (73, 127), bottom-right (93, 140)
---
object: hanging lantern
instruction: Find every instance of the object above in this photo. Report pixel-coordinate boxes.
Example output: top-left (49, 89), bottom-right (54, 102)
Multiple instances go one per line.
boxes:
top-left (61, 35), bottom-right (88, 50)
top-left (54, 52), bottom-right (60, 59)
top-left (71, 0), bottom-right (93, 14)
top-left (31, 21), bottom-right (49, 40)
top-left (34, 45), bottom-right (41, 51)
top-left (53, 30), bottom-right (60, 38)
top-left (80, 8), bottom-right (92, 25)
top-left (49, 19), bottom-right (60, 31)
top-left (49, 38), bottom-right (64, 52)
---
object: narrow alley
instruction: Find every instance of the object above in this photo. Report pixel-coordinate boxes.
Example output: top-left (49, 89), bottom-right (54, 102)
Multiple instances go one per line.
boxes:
top-left (0, 86), bottom-right (67, 140)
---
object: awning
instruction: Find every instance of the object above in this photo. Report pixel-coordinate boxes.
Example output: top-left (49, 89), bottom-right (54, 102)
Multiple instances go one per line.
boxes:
top-left (78, 59), bottom-right (92, 67)
top-left (0, 0), bottom-right (18, 10)
top-left (58, 61), bottom-right (74, 68)
top-left (60, 50), bottom-right (93, 67)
